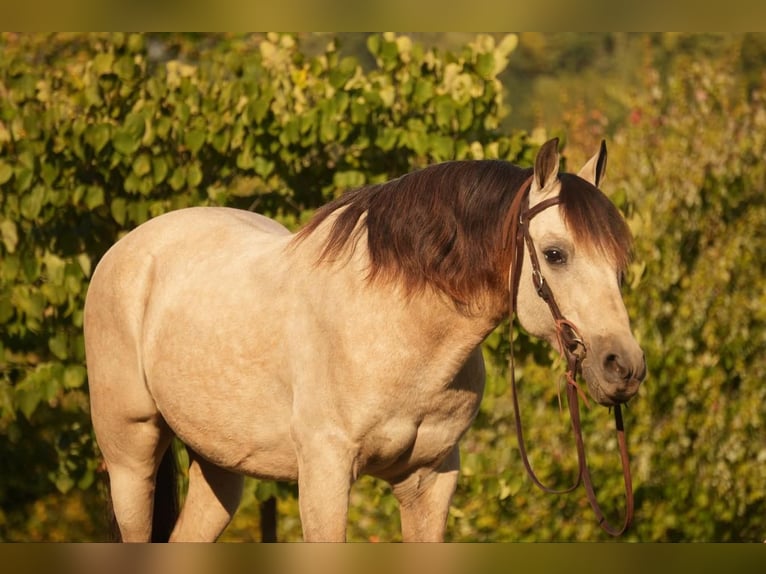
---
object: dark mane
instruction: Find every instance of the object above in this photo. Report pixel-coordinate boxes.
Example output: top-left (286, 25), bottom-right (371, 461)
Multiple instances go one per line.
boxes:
top-left (293, 161), bottom-right (632, 307)
top-left (558, 173), bottom-right (633, 273)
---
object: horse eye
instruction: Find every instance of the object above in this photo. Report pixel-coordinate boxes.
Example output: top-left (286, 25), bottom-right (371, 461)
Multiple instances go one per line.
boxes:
top-left (543, 248), bottom-right (567, 265)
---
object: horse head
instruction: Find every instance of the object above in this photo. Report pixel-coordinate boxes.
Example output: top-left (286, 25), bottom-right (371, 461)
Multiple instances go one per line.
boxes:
top-left (514, 139), bottom-right (646, 406)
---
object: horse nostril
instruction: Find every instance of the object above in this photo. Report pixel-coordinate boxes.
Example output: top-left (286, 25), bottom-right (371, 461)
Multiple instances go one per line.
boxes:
top-left (604, 353), bottom-right (632, 382)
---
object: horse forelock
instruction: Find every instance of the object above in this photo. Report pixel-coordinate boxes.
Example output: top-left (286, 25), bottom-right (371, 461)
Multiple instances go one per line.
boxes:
top-left (293, 161), bottom-right (532, 309)
top-left (557, 173), bottom-right (633, 273)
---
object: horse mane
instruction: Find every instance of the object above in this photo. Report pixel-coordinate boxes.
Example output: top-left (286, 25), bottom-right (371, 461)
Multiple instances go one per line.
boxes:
top-left (557, 173), bottom-right (633, 273)
top-left (292, 161), bottom-right (632, 308)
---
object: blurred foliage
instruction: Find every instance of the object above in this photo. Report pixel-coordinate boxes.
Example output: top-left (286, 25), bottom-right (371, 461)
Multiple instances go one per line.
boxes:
top-left (1, 32), bottom-right (765, 542)
top-left (608, 43), bottom-right (766, 541)
top-left (0, 31), bottom-right (528, 541)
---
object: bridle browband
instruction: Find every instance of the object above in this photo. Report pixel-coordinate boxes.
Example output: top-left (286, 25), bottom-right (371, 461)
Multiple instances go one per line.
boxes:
top-left (507, 175), bottom-right (634, 537)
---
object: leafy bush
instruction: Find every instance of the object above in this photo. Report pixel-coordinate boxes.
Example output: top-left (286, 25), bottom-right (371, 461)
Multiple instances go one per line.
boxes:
top-left (609, 52), bottom-right (766, 541)
top-left (0, 31), bottom-right (527, 540)
top-left (2, 33), bottom-right (763, 542)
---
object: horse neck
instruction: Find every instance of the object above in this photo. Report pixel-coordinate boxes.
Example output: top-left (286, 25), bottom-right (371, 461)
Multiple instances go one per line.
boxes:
top-left (289, 219), bottom-right (500, 367)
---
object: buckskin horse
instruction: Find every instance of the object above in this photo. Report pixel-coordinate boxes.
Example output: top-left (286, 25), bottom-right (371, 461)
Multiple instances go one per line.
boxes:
top-left (84, 138), bottom-right (646, 542)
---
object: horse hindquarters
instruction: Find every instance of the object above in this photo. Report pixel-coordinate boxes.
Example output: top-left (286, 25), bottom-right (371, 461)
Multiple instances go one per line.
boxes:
top-left (85, 248), bottom-right (176, 542)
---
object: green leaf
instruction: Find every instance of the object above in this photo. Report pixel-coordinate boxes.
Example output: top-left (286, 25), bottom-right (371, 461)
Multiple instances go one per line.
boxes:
top-left (187, 162), bottom-right (203, 188)
top-left (152, 157), bottom-right (169, 184)
top-left (168, 166), bottom-right (186, 191)
top-left (236, 146), bottom-right (254, 170)
top-left (185, 129), bottom-right (206, 155)
top-left (333, 170), bottom-right (366, 190)
top-left (40, 162), bottom-right (59, 187)
top-left (92, 52), bottom-right (114, 76)
top-left (253, 157), bottom-right (274, 179)
top-left (457, 105), bottom-right (473, 132)
top-left (63, 365), bottom-right (86, 389)
top-left (132, 153), bottom-right (152, 177)
top-left (128, 199), bottom-right (149, 225)
top-left (15, 381), bottom-right (42, 420)
top-left (110, 197), bottom-right (127, 226)
top-left (112, 130), bottom-right (140, 156)
top-left (0, 219), bottom-right (18, 253)
top-left (431, 135), bottom-right (455, 161)
top-left (475, 52), bottom-right (495, 79)
top-left (43, 252), bottom-right (66, 285)
top-left (211, 129), bottom-right (230, 153)
top-left (375, 127), bottom-right (399, 151)
top-left (49, 333), bottom-right (68, 361)
top-left (379, 39), bottom-right (399, 69)
top-left (21, 253), bottom-right (40, 282)
top-left (413, 79), bottom-right (434, 105)
top-left (0, 295), bottom-right (14, 323)
top-left (366, 34), bottom-right (380, 57)
top-left (249, 98), bottom-right (270, 124)
top-left (328, 57), bottom-right (357, 89)
top-left (124, 172), bottom-right (141, 194)
top-left (14, 167), bottom-right (34, 193)
top-left (434, 96), bottom-right (455, 129)
top-left (54, 474), bottom-right (75, 494)
top-left (77, 253), bottom-right (92, 278)
top-left (77, 467), bottom-right (96, 490)
top-left (350, 100), bottom-right (367, 124)
top-left (319, 114), bottom-right (337, 143)
top-left (112, 113), bottom-right (146, 156)
top-left (84, 185), bottom-right (105, 210)
top-left (127, 33), bottom-right (144, 54)
top-left (20, 185), bottom-right (47, 220)
top-left (0, 160), bottom-right (13, 185)
top-left (114, 55), bottom-right (136, 81)
top-left (85, 123), bottom-right (111, 154)
top-left (1, 253), bottom-right (20, 281)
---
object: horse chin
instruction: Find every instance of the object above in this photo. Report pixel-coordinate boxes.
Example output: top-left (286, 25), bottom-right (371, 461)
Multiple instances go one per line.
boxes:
top-left (584, 378), bottom-right (618, 407)
top-left (582, 364), bottom-right (640, 407)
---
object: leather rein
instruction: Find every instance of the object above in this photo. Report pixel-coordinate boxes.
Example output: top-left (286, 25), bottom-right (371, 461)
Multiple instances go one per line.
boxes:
top-left (506, 175), bottom-right (634, 537)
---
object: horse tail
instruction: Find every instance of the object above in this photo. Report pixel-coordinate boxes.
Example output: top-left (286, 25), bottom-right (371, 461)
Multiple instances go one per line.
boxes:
top-left (151, 445), bottom-right (180, 542)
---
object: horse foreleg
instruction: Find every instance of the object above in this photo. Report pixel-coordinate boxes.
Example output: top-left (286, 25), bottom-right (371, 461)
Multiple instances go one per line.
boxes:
top-left (107, 464), bottom-right (157, 542)
top-left (292, 427), bottom-right (354, 542)
top-left (170, 449), bottom-right (244, 542)
top-left (391, 446), bottom-right (460, 542)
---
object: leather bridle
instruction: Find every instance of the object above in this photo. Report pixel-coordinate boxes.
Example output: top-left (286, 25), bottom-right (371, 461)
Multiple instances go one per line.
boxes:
top-left (507, 175), bottom-right (634, 537)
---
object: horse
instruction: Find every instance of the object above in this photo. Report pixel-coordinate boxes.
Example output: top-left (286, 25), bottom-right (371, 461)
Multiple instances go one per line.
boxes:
top-left (83, 138), bottom-right (646, 542)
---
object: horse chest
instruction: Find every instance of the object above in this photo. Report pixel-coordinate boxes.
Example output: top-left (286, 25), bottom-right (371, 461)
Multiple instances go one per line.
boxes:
top-left (357, 385), bottom-right (482, 478)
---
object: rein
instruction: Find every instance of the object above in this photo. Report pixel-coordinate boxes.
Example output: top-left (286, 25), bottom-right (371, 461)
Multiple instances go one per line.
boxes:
top-left (507, 175), bottom-right (634, 537)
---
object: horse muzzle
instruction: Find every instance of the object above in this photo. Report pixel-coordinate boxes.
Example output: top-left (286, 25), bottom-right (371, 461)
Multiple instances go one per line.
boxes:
top-left (582, 343), bottom-right (646, 407)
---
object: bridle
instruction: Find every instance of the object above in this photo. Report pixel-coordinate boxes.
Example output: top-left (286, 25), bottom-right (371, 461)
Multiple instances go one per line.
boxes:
top-left (507, 175), bottom-right (634, 537)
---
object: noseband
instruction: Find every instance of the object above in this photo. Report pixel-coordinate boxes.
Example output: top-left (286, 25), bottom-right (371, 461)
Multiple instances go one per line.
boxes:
top-left (507, 175), bottom-right (634, 537)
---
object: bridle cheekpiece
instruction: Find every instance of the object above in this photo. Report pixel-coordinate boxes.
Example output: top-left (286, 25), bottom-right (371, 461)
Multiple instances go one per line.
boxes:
top-left (506, 175), bottom-right (634, 537)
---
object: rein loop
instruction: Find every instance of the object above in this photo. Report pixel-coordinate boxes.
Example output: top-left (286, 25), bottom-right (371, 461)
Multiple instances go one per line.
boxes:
top-left (507, 175), bottom-right (634, 537)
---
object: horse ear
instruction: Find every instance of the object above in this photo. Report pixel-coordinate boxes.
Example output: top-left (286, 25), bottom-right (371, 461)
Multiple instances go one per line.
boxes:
top-left (532, 138), bottom-right (560, 194)
top-left (578, 139), bottom-right (608, 187)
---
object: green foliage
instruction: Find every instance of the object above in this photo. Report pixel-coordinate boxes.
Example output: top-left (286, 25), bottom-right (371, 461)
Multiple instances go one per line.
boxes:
top-left (450, 38), bottom-right (766, 543)
top-left (2, 32), bottom-right (764, 543)
top-left (608, 50), bottom-right (766, 541)
top-left (0, 31), bottom-right (528, 540)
